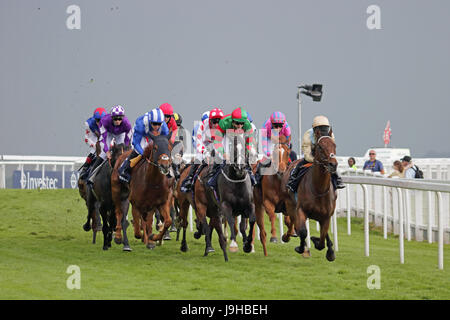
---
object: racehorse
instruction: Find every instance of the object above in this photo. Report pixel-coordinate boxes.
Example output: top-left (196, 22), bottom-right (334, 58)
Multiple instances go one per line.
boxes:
top-left (281, 131), bottom-right (338, 261)
top-left (87, 142), bottom-right (129, 250)
top-left (252, 135), bottom-right (291, 256)
top-left (112, 133), bottom-right (174, 250)
top-left (78, 142), bottom-right (102, 243)
top-left (174, 163), bottom-right (214, 256)
top-left (205, 135), bottom-right (256, 261)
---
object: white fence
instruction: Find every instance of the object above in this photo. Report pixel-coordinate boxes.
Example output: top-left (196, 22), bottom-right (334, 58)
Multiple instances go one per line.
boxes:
top-left (335, 173), bottom-right (450, 270)
top-left (0, 155), bottom-right (85, 189)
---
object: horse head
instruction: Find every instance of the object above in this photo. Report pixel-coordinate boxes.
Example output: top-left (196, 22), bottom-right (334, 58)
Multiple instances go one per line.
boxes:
top-left (110, 143), bottom-right (128, 168)
top-left (272, 135), bottom-right (290, 175)
top-left (145, 133), bottom-right (173, 176)
top-left (229, 134), bottom-right (247, 178)
top-left (313, 130), bottom-right (337, 174)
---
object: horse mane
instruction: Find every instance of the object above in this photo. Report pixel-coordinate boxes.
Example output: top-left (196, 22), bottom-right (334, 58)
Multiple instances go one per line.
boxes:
top-left (143, 139), bottom-right (154, 160)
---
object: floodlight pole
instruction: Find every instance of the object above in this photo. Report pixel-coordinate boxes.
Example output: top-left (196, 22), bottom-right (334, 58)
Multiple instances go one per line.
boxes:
top-left (297, 88), bottom-right (303, 156)
top-left (297, 84), bottom-right (323, 157)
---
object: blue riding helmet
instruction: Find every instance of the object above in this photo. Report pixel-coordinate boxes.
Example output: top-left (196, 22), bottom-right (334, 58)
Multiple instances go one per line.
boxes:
top-left (149, 107), bottom-right (165, 123)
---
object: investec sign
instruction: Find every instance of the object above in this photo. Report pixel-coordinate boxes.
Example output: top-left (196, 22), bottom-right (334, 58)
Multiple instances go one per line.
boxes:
top-left (12, 170), bottom-right (80, 189)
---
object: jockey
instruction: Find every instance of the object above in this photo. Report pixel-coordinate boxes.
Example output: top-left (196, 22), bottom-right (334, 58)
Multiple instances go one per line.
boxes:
top-left (79, 107), bottom-right (107, 180)
top-left (206, 107), bottom-right (257, 189)
top-left (254, 111), bottom-right (291, 185)
top-left (192, 111), bottom-right (210, 151)
top-left (87, 105), bottom-right (132, 183)
top-left (173, 112), bottom-right (187, 153)
top-left (118, 107), bottom-right (170, 183)
top-left (159, 103), bottom-right (178, 144)
top-left (181, 107), bottom-right (224, 192)
top-left (286, 115), bottom-right (345, 193)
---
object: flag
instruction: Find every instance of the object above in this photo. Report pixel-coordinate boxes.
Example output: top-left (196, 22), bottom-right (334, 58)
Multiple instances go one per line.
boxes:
top-left (383, 120), bottom-right (391, 146)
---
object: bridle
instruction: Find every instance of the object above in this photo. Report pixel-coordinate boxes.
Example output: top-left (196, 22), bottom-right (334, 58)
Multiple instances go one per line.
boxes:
top-left (313, 136), bottom-right (337, 174)
top-left (145, 141), bottom-right (171, 175)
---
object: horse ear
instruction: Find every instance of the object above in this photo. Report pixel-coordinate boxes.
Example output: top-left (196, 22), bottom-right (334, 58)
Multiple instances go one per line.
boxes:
top-left (314, 128), bottom-right (321, 141)
top-left (148, 132), bottom-right (156, 141)
top-left (329, 126), bottom-right (333, 137)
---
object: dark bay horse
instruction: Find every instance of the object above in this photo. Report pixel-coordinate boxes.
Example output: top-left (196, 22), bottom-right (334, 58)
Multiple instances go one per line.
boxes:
top-left (204, 135), bottom-right (256, 261)
top-left (112, 133), bottom-right (174, 250)
top-left (78, 141), bottom-right (102, 243)
top-left (281, 132), bottom-right (338, 261)
top-left (87, 143), bottom-right (129, 250)
top-left (174, 163), bottom-right (214, 256)
top-left (252, 135), bottom-right (291, 256)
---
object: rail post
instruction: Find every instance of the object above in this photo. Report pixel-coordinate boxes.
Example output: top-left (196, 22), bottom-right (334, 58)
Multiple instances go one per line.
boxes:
top-left (396, 188), bottom-right (404, 264)
top-left (362, 184), bottom-right (369, 257)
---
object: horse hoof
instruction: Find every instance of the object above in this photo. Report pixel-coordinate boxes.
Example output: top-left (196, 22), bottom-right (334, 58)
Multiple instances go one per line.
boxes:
top-left (134, 234), bottom-right (142, 240)
top-left (290, 233), bottom-right (298, 238)
top-left (270, 237), bottom-right (278, 243)
top-left (281, 234), bottom-right (290, 243)
top-left (83, 223), bottom-right (91, 232)
top-left (103, 246), bottom-right (109, 251)
top-left (146, 242), bottom-right (156, 250)
top-left (193, 231), bottom-right (202, 239)
top-left (326, 250), bottom-right (335, 262)
top-left (302, 250), bottom-right (311, 258)
top-left (114, 237), bottom-right (122, 245)
top-left (229, 241), bottom-right (238, 252)
top-left (181, 243), bottom-right (188, 252)
top-left (123, 246), bottom-right (132, 252)
top-left (163, 232), bottom-right (172, 241)
top-left (243, 242), bottom-right (252, 253)
top-left (295, 246), bottom-right (305, 254)
top-left (206, 246), bottom-right (215, 253)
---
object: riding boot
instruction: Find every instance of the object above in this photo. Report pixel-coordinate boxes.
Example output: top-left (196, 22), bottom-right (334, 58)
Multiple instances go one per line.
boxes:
top-left (332, 172), bottom-right (345, 189)
top-left (206, 162), bottom-right (223, 190)
top-left (247, 165), bottom-right (257, 186)
top-left (79, 154), bottom-right (96, 181)
top-left (118, 150), bottom-right (139, 184)
top-left (87, 156), bottom-right (104, 185)
top-left (181, 163), bottom-right (200, 192)
top-left (286, 159), bottom-right (307, 193)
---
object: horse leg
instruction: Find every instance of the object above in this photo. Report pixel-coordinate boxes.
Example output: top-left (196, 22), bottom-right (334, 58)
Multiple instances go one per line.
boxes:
top-left (255, 201), bottom-right (268, 256)
top-left (179, 201), bottom-right (190, 252)
top-left (311, 219), bottom-right (329, 252)
top-left (243, 205), bottom-right (256, 253)
top-left (99, 207), bottom-right (109, 250)
top-left (144, 211), bottom-right (157, 249)
top-left (263, 200), bottom-right (277, 243)
top-left (131, 204), bottom-right (142, 240)
top-left (121, 204), bottom-right (132, 252)
top-left (325, 231), bottom-right (336, 262)
top-left (83, 211), bottom-right (91, 231)
top-left (282, 215), bottom-right (293, 243)
top-left (224, 211), bottom-right (238, 252)
top-left (149, 203), bottom-right (172, 243)
top-left (114, 201), bottom-right (125, 245)
top-left (293, 207), bottom-right (310, 258)
top-left (212, 216), bottom-right (228, 262)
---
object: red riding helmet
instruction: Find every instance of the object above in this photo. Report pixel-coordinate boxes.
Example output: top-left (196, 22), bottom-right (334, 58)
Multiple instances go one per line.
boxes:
top-left (159, 103), bottom-right (174, 116)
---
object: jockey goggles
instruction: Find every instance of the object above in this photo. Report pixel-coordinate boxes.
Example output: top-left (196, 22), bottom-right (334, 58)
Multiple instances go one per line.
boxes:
top-left (232, 120), bottom-right (244, 127)
top-left (272, 123), bottom-right (283, 129)
top-left (112, 116), bottom-right (123, 121)
top-left (211, 118), bottom-right (221, 124)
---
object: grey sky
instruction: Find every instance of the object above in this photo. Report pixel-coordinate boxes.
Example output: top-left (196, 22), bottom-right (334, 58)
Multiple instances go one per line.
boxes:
top-left (1, 0), bottom-right (449, 158)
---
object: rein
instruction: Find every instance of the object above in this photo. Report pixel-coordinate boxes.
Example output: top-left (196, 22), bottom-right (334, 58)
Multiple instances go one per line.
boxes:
top-left (221, 168), bottom-right (248, 183)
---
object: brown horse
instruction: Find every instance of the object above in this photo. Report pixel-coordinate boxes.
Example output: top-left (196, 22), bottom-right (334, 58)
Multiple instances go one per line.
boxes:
top-left (281, 132), bottom-right (338, 261)
top-left (252, 135), bottom-right (292, 255)
top-left (174, 163), bottom-right (214, 255)
top-left (111, 133), bottom-right (174, 250)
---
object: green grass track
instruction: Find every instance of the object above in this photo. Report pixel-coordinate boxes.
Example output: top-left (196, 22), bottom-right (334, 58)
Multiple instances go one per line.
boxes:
top-left (0, 189), bottom-right (449, 299)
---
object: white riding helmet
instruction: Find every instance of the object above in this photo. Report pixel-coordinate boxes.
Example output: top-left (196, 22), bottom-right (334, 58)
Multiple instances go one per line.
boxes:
top-left (312, 115), bottom-right (330, 128)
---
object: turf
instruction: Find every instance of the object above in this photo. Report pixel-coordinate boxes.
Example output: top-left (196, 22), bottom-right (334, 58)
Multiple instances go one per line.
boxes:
top-left (0, 189), bottom-right (449, 300)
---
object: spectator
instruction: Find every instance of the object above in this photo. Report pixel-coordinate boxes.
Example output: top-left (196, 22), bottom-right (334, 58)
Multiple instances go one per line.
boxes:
top-left (388, 160), bottom-right (404, 178)
top-left (401, 156), bottom-right (418, 179)
top-left (363, 149), bottom-right (385, 174)
top-left (347, 157), bottom-right (357, 170)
